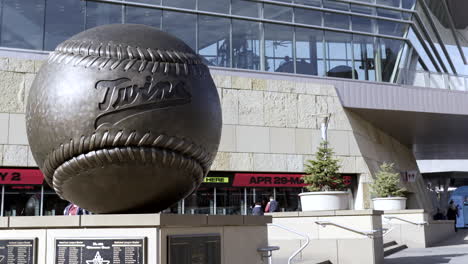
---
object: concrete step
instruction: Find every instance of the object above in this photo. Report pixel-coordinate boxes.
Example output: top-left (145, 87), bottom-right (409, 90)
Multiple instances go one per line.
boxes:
top-left (383, 240), bottom-right (397, 249)
top-left (384, 244), bottom-right (408, 257)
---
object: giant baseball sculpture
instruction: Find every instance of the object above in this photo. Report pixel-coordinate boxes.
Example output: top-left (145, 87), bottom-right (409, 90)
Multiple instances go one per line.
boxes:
top-left (26, 24), bottom-right (222, 213)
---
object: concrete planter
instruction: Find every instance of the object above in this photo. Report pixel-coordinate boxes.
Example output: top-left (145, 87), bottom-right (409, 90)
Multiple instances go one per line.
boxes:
top-left (299, 191), bottom-right (349, 211)
top-left (372, 197), bottom-right (407, 210)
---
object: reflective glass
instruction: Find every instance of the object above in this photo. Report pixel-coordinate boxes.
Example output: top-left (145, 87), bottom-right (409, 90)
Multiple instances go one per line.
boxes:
top-left (295, 8), bottom-right (322, 26)
top-left (1, 0), bottom-right (45, 50)
top-left (264, 4), bottom-right (293, 22)
top-left (376, 0), bottom-right (400, 7)
top-left (198, 15), bottom-right (230, 67)
top-left (295, 27), bottom-right (324, 76)
top-left (377, 8), bottom-right (401, 19)
top-left (380, 38), bottom-right (404, 82)
top-left (232, 20), bottom-right (261, 70)
top-left (324, 12), bottom-right (350, 30)
top-left (126, 7), bottom-right (161, 29)
top-left (353, 35), bottom-right (376, 81)
top-left (378, 21), bottom-right (407, 37)
top-left (162, 0), bottom-right (195, 9)
top-left (44, 0), bottom-right (85, 51)
top-left (43, 185), bottom-right (68, 215)
top-left (402, 0), bottom-right (416, 9)
top-left (162, 11), bottom-right (196, 50)
top-left (125, 0), bottom-right (161, 3)
top-left (3, 185), bottom-right (42, 216)
top-left (275, 188), bottom-right (301, 212)
top-left (323, 0), bottom-right (349, 10)
top-left (294, 0), bottom-right (321, 6)
top-left (264, 24), bottom-right (293, 73)
top-left (198, 0), bottom-right (229, 13)
top-left (184, 187), bottom-right (214, 214)
top-left (216, 187), bottom-right (244, 215)
top-left (86, 2), bottom-right (122, 29)
top-left (324, 31), bottom-right (353, 79)
top-left (232, 0), bottom-right (261, 18)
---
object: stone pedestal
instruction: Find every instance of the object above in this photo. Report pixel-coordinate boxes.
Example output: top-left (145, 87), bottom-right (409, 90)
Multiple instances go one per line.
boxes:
top-left (0, 214), bottom-right (271, 264)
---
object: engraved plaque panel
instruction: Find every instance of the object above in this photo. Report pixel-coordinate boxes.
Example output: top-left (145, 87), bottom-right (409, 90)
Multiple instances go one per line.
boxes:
top-left (0, 239), bottom-right (36, 264)
top-left (55, 238), bottom-right (146, 264)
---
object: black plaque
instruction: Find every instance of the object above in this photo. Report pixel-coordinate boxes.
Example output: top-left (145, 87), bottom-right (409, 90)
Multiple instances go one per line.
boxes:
top-left (168, 234), bottom-right (221, 264)
top-left (55, 238), bottom-right (146, 264)
top-left (0, 239), bottom-right (36, 264)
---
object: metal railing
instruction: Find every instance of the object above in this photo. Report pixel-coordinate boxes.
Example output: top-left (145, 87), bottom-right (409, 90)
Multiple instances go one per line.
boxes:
top-left (268, 223), bottom-right (310, 264)
top-left (315, 220), bottom-right (380, 238)
top-left (384, 216), bottom-right (427, 226)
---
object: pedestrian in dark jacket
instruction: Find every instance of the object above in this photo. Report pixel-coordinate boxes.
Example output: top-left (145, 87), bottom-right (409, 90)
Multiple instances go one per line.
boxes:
top-left (252, 202), bottom-right (264, 216)
top-left (446, 200), bottom-right (459, 232)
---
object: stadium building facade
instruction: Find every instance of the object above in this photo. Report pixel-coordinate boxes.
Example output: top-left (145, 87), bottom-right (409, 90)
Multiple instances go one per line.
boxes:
top-left (0, 0), bottom-right (467, 215)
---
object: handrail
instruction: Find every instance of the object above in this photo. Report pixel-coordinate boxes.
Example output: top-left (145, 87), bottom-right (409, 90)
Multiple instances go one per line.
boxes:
top-left (268, 223), bottom-right (310, 264)
top-left (315, 221), bottom-right (380, 238)
top-left (384, 216), bottom-right (427, 226)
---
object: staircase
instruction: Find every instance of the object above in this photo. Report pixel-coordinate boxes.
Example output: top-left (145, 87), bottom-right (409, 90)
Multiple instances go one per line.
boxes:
top-left (383, 241), bottom-right (408, 257)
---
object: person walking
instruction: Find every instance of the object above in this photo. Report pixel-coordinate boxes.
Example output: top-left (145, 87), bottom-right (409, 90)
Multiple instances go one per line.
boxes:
top-left (252, 202), bottom-right (264, 216)
top-left (446, 200), bottom-right (459, 232)
top-left (265, 196), bottom-right (279, 213)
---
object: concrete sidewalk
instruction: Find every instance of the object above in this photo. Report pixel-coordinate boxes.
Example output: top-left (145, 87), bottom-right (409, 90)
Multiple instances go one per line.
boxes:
top-left (385, 229), bottom-right (468, 264)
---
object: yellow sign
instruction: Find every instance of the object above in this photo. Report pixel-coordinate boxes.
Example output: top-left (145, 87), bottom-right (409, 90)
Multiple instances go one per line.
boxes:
top-left (203, 177), bottom-right (229, 183)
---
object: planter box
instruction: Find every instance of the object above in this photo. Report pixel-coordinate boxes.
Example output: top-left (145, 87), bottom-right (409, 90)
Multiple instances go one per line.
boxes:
top-left (299, 191), bottom-right (349, 211)
top-left (372, 197), bottom-right (407, 210)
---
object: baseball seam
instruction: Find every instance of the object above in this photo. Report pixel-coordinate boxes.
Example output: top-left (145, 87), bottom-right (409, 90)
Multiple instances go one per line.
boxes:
top-left (52, 146), bottom-right (205, 199)
top-left (42, 131), bottom-right (214, 192)
top-left (49, 41), bottom-right (207, 76)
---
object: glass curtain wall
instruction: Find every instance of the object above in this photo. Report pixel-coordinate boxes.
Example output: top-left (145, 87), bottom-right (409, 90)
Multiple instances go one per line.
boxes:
top-left (0, 0), bottom-right (452, 86)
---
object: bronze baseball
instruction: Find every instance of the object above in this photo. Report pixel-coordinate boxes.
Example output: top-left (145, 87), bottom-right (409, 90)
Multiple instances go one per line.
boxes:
top-left (26, 24), bottom-right (222, 213)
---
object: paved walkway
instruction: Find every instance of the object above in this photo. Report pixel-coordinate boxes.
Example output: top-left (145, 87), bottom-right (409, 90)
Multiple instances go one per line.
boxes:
top-left (385, 229), bottom-right (468, 264)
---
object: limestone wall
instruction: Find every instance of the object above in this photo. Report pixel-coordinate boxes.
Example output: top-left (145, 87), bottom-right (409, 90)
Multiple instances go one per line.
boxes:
top-left (0, 56), bottom-right (434, 211)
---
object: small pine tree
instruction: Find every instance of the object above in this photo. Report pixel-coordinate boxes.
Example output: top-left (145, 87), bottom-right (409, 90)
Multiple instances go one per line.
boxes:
top-left (303, 141), bottom-right (346, 192)
top-left (370, 163), bottom-right (406, 197)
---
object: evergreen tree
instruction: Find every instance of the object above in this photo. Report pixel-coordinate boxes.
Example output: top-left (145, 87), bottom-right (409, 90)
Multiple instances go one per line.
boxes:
top-left (304, 141), bottom-right (346, 192)
top-left (370, 163), bottom-right (406, 197)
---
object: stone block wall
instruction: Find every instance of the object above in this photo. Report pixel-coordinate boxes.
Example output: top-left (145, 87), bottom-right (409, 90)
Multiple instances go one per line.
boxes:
top-left (0, 57), bottom-right (433, 211)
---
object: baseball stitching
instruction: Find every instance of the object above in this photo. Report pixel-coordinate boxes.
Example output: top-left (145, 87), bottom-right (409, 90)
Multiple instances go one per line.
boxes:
top-left (48, 40), bottom-right (208, 76)
top-left (42, 131), bottom-right (214, 197)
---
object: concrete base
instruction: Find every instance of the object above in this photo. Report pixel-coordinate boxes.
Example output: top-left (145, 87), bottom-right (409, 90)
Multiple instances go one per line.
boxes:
top-left (383, 209), bottom-right (455, 248)
top-left (268, 210), bottom-right (384, 264)
top-left (0, 214), bottom-right (271, 264)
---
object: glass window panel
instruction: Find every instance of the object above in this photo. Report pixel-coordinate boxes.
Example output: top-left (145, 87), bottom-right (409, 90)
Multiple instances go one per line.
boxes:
top-left (295, 8), bottom-right (321, 26)
top-left (380, 38), bottom-right (404, 82)
top-left (275, 188), bottom-right (301, 212)
top-left (232, 19), bottom-right (261, 70)
top-left (44, 0), bottom-right (85, 51)
top-left (324, 12), bottom-right (350, 30)
top-left (232, 0), bottom-right (261, 18)
top-left (198, 0), bottom-right (229, 13)
top-left (264, 4), bottom-right (293, 22)
top-left (264, 24), bottom-right (293, 73)
top-left (402, 0), bottom-right (416, 9)
top-left (198, 15), bottom-right (230, 67)
top-left (376, 0), bottom-right (400, 7)
top-left (352, 17), bottom-right (375, 33)
top-left (124, 0), bottom-right (161, 3)
top-left (353, 35), bottom-right (376, 81)
top-left (324, 31), bottom-right (353, 79)
top-left (351, 4), bottom-right (373, 14)
top-left (377, 8), bottom-right (401, 19)
top-left (86, 2), bottom-right (122, 29)
top-left (1, 0), bottom-right (45, 50)
top-left (323, 0), bottom-right (349, 10)
top-left (162, 11), bottom-right (196, 50)
top-left (184, 187), bottom-right (214, 214)
top-left (43, 184), bottom-right (69, 215)
top-left (126, 7), bottom-right (161, 29)
top-left (4, 185), bottom-right (42, 216)
top-left (162, 0), bottom-right (195, 9)
top-left (295, 27), bottom-right (324, 76)
top-left (216, 187), bottom-right (244, 215)
top-left (294, 0), bottom-right (320, 6)
top-left (378, 20), bottom-right (408, 37)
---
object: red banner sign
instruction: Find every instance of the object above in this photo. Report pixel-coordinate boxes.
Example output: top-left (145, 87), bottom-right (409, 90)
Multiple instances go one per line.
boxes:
top-left (233, 173), bottom-right (307, 187)
top-left (0, 168), bottom-right (44, 185)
